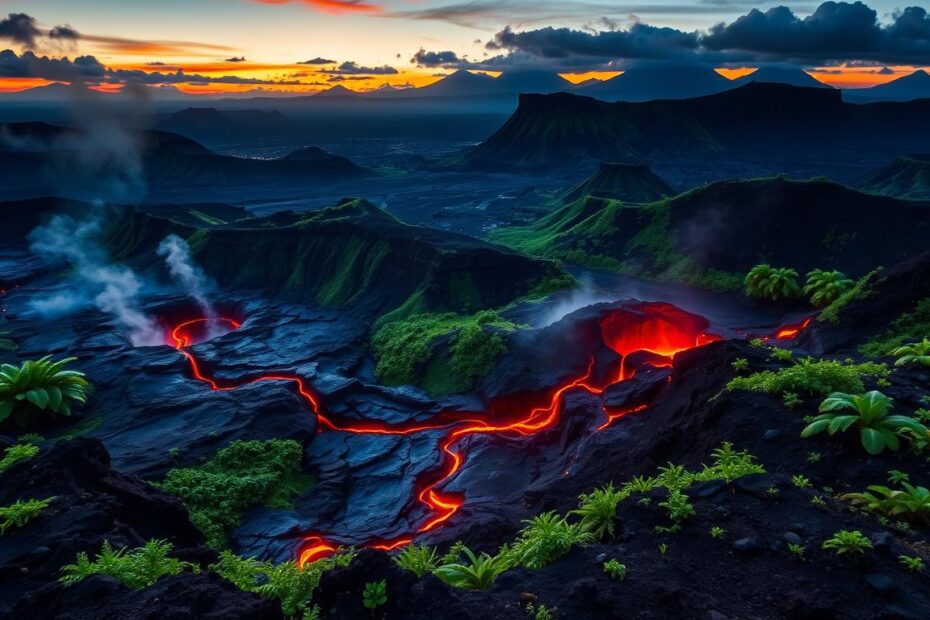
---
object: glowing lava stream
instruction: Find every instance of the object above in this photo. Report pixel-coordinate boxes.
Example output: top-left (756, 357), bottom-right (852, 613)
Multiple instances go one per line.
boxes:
top-left (168, 312), bottom-right (721, 566)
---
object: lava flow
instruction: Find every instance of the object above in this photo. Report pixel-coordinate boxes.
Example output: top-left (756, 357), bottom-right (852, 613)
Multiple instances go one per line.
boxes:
top-left (168, 303), bottom-right (721, 567)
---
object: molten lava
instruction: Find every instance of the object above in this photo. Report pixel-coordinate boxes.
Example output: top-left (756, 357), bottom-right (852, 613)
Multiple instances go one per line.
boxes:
top-left (771, 316), bottom-right (813, 340)
top-left (168, 303), bottom-right (720, 567)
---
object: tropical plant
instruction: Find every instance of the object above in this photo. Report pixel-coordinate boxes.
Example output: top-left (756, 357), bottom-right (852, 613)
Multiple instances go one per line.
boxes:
top-left (801, 391), bottom-right (928, 455)
top-left (0, 496), bottom-right (55, 534)
top-left (791, 475), bottom-right (812, 489)
top-left (510, 512), bottom-right (592, 569)
top-left (362, 580), bottom-right (387, 612)
top-left (621, 475), bottom-right (659, 495)
top-left (60, 539), bottom-right (197, 588)
top-left (393, 544), bottom-right (438, 578)
top-left (892, 339), bottom-right (930, 367)
top-left (843, 483), bottom-right (930, 524)
top-left (709, 526), bottom-right (725, 539)
top-left (439, 540), bottom-right (467, 566)
top-left (571, 483), bottom-right (624, 540)
top-left (0, 441), bottom-right (39, 473)
top-left (731, 357), bottom-right (749, 372)
top-left (433, 546), bottom-right (510, 590)
top-left (787, 543), bottom-right (806, 558)
top-left (0, 357), bottom-right (90, 426)
top-left (821, 530), bottom-right (872, 555)
top-left (658, 489), bottom-right (694, 525)
top-left (804, 269), bottom-right (854, 307)
top-left (887, 470), bottom-right (910, 485)
top-left (602, 559), bottom-right (627, 581)
top-left (525, 602), bottom-right (554, 620)
top-left (744, 264), bottom-right (802, 301)
top-left (898, 555), bottom-right (925, 572)
top-left (697, 442), bottom-right (765, 483)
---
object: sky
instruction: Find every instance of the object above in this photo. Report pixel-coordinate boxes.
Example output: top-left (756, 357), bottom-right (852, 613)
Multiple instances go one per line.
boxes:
top-left (1, 0), bottom-right (929, 94)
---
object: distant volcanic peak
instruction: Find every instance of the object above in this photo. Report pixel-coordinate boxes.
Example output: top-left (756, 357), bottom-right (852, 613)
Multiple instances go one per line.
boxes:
top-left (561, 160), bottom-right (673, 204)
top-left (280, 146), bottom-right (333, 161)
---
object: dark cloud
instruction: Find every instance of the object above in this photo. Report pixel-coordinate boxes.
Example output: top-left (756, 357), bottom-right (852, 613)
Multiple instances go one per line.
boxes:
top-left (327, 75), bottom-right (372, 82)
top-left (48, 25), bottom-right (80, 41)
top-left (320, 61), bottom-right (398, 75)
top-left (410, 48), bottom-right (462, 67)
top-left (0, 13), bottom-right (42, 48)
top-left (0, 48), bottom-right (306, 86)
top-left (298, 57), bottom-right (336, 65)
top-left (225, 56), bottom-right (246, 62)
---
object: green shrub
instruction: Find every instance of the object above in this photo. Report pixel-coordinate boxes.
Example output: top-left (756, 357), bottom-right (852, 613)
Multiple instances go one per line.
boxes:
top-left (602, 559), bottom-right (628, 581)
top-left (433, 546), bottom-right (510, 590)
top-left (570, 483), bottom-right (625, 540)
top-left (658, 489), bottom-right (694, 526)
top-left (801, 391), bottom-right (927, 455)
top-left (0, 357), bottom-right (90, 426)
top-left (0, 441), bottom-right (39, 473)
top-left (362, 580), bottom-right (387, 611)
top-left (0, 496), bottom-right (55, 534)
top-left (695, 442), bottom-right (765, 483)
top-left (843, 483), bottom-right (930, 524)
top-left (211, 549), bottom-right (352, 617)
top-left (899, 555), bottom-right (926, 572)
top-left (393, 544), bottom-right (438, 578)
top-left (372, 310), bottom-right (518, 391)
top-left (158, 439), bottom-right (311, 549)
top-left (818, 269), bottom-right (882, 323)
top-left (804, 269), bottom-right (854, 307)
top-left (727, 357), bottom-right (888, 397)
top-left (60, 540), bottom-right (197, 588)
top-left (744, 265), bottom-right (802, 301)
top-left (821, 530), bottom-right (872, 555)
top-left (510, 511), bottom-right (592, 569)
top-left (893, 339), bottom-right (930, 367)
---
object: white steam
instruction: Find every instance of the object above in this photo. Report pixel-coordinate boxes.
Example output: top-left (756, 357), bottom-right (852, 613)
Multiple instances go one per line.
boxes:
top-left (157, 234), bottom-right (217, 321)
top-left (28, 212), bottom-right (162, 346)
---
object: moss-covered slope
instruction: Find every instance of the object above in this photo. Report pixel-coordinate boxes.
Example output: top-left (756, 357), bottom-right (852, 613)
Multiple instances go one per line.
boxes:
top-left (558, 162), bottom-right (674, 205)
top-left (857, 154), bottom-right (930, 200)
top-left (491, 177), bottom-right (930, 290)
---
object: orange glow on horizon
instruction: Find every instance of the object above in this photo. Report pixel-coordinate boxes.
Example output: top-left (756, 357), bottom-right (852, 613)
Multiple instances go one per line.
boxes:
top-left (560, 71), bottom-right (623, 84)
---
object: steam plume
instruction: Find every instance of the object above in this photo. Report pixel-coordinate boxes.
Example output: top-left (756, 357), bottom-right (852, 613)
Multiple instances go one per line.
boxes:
top-left (157, 234), bottom-right (217, 321)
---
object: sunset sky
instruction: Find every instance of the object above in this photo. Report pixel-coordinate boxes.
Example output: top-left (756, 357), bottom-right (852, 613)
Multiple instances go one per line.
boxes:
top-left (1, 0), bottom-right (928, 94)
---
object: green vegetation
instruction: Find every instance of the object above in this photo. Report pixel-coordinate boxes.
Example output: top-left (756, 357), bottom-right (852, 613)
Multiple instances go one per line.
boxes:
top-left (392, 544), bottom-right (439, 578)
top-left (570, 483), bottom-right (624, 540)
top-left (212, 549), bottom-right (353, 617)
top-left (821, 530), bottom-right (872, 555)
top-left (744, 265), bottom-right (802, 301)
top-left (60, 539), bottom-right (197, 589)
top-left (893, 339), bottom-right (930, 367)
top-left (526, 602), bottom-right (554, 620)
top-left (0, 441), bottom-right (39, 473)
top-left (731, 358), bottom-right (749, 372)
top-left (603, 558), bottom-right (628, 581)
top-left (899, 555), bottom-right (926, 572)
top-left (362, 580), bottom-right (387, 612)
top-left (727, 357), bottom-right (888, 397)
top-left (511, 511), bottom-right (593, 570)
top-left (804, 269), bottom-right (854, 307)
top-left (843, 482), bottom-right (930, 524)
top-left (0, 357), bottom-right (90, 426)
top-left (818, 268), bottom-right (882, 323)
top-left (791, 475), bottom-right (812, 489)
top-left (801, 391), bottom-right (928, 455)
top-left (158, 439), bottom-right (311, 549)
top-left (372, 310), bottom-right (519, 394)
top-left (861, 297), bottom-right (930, 357)
top-left (433, 546), bottom-right (510, 590)
top-left (787, 543), bottom-right (806, 558)
top-left (0, 496), bottom-right (55, 534)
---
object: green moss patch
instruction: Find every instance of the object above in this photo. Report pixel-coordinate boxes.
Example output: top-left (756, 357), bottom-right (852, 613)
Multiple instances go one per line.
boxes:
top-left (860, 297), bottom-right (930, 357)
top-left (727, 358), bottom-right (889, 397)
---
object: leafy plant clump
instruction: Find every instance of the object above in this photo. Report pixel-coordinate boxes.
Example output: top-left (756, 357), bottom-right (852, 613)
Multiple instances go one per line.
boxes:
top-left (0, 441), bottom-right (39, 473)
top-left (362, 580), bottom-right (387, 612)
top-left (744, 264), bottom-right (802, 301)
top-left (861, 297), bottom-right (930, 357)
top-left (843, 482), bottom-right (930, 524)
top-left (433, 546), bottom-right (510, 590)
top-left (0, 357), bottom-right (90, 426)
top-left (801, 391), bottom-right (928, 455)
top-left (510, 511), bottom-right (593, 570)
top-left (372, 310), bottom-right (519, 393)
top-left (727, 357), bottom-right (888, 397)
top-left (893, 338), bottom-right (930, 367)
top-left (158, 439), bottom-right (312, 549)
top-left (821, 530), bottom-right (872, 555)
top-left (818, 268), bottom-right (882, 323)
top-left (392, 544), bottom-right (438, 578)
top-left (603, 559), bottom-right (628, 581)
top-left (60, 539), bottom-right (197, 588)
top-left (571, 483), bottom-right (624, 540)
top-left (804, 269), bottom-right (854, 307)
top-left (0, 496), bottom-right (55, 534)
top-left (211, 549), bottom-right (353, 617)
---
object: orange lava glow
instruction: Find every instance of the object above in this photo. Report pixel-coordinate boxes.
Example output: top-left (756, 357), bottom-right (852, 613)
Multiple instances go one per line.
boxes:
top-left (169, 305), bottom-right (719, 566)
top-left (771, 316), bottom-right (813, 340)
